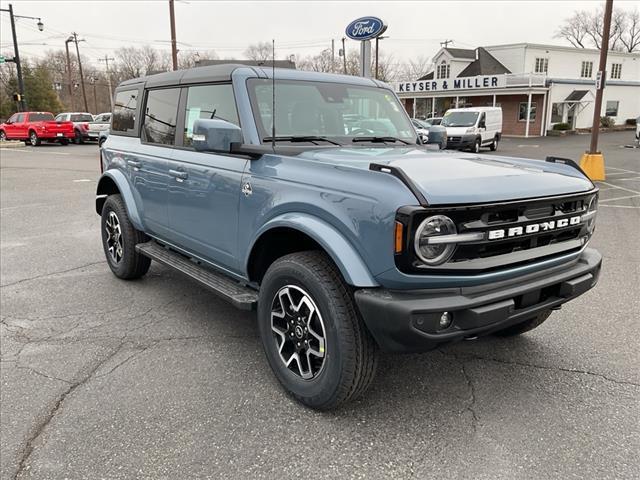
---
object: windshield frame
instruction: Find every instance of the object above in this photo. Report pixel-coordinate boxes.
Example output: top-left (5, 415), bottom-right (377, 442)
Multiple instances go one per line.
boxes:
top-left (246, 78), bottom-right (417, 146)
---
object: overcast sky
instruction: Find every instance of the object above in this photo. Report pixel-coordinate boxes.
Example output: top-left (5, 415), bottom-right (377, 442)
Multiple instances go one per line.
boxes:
top-left (0, 0), bottom-right (627, 70)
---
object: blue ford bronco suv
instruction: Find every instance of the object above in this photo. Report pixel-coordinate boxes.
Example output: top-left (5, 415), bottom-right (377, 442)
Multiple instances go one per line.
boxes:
top-left (96, 64), bottom-right (601, 409)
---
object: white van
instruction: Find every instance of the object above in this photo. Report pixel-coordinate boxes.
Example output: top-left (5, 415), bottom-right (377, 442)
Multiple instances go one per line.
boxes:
top-left (442, 107), bottom-right (502, 153)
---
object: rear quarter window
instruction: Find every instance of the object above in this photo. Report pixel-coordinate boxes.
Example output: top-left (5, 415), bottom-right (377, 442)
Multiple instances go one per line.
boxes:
top-left (30, 113), bottom-right (55, 121)
top-left (112, 89), bottom-right (140, 135)
top-left (71, 114), bottom-right (94, 122)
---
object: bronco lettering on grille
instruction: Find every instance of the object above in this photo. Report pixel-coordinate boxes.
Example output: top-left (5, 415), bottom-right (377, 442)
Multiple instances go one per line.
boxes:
top-left (488, 215), bottom-right (581, 240)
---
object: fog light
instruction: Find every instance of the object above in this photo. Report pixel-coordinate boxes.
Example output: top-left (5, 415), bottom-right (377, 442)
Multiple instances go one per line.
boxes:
top-left (439, 312), bottom-right (452, 329)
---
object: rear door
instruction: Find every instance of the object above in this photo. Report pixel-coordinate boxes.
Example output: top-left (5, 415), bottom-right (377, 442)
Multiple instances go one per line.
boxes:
top-left (166, 83), bottom-right (246, 271)
top-left (15, 113), bottom-right (28, 138)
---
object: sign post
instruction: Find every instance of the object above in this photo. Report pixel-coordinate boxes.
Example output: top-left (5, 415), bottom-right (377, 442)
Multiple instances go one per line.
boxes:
top-left (345, 16), bottom-right (386, 78)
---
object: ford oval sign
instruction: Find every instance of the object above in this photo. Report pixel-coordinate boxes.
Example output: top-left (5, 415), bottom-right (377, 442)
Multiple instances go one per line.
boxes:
top-left (345, 17), bottom-right (386, 41)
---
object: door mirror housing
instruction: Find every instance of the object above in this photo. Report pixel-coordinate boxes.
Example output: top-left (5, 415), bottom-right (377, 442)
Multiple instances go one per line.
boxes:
top-left (191, 118), bottom-right (243, 153)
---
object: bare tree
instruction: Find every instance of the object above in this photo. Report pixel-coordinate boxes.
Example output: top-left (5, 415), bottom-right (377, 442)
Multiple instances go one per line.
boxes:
top-left (555, 6), bottom-right (640, 52)
top-left (619, 8), bottom-right (640, 53)
top-left (396, 56), bottom-right (433, 81)
top-left (244, 42), bottom-right (272, 62)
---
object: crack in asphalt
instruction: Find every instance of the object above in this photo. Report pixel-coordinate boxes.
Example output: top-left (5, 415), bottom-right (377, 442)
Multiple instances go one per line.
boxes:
top-left (460, 362), bottom-right (479, 432)
top-left (0, 261), bottom-right (106, 288)
top-left (12, 341), bottom-right (126, 480)
top-left (440, 350), bottom-right (640, 388)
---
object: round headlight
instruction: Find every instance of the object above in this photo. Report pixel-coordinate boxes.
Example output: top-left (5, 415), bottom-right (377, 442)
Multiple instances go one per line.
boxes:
top-left (414, 215), bottom-right (457, 265)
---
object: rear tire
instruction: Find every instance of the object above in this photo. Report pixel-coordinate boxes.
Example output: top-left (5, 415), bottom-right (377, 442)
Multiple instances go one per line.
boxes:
top-left (494, 310), bottom-right (552, 337)
top-left (29, 131), bottom-right (41, 146)
top-left (60, 139), bottom-right (69, 146)
top-left (490, 136), bottom-right (498, 151)
top-left (74, 129), bottom-right (83, 145)
top-left (100, 194), bottom-right (151, 280)
top-left (257, 251), bottom-right (378, 410)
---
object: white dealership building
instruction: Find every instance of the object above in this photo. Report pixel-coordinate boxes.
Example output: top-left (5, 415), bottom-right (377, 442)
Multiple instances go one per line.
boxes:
top-left (396, 43), bottom-right (640, 137)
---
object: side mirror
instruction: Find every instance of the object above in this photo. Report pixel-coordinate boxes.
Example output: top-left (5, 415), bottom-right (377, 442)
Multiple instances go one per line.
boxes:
top-left (419, 133), bottom-right (429, 144)
top-left (191, 118), bottom-right (242, 153)
top-left (5, 120), bottom-right (12, 125)
top-left (478, 121), bottom-right (486, 129)
top-left (423, 125), bottom-right (446, 148)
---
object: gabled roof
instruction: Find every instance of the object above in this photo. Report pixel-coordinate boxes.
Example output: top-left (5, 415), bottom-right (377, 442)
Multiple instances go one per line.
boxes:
top-left (444, 48), bottom-right (476, 59)
top-left (457, 48), bottom-right (511, 77)
top-left (418, 71), bottom-right (434, 81)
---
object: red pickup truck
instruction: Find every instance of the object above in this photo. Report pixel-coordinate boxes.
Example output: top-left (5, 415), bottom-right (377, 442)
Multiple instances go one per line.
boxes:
top-left (0, 112), bottom-right (75, 146)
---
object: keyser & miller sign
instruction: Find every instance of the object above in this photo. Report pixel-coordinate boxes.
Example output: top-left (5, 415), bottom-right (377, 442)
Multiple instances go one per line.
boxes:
top-left (396, 75), bottom-right (507, 93)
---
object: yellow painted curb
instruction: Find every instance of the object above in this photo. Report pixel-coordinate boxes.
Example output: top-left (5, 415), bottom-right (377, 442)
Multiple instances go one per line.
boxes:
top-left (579, 152), bottom-right (606, 181)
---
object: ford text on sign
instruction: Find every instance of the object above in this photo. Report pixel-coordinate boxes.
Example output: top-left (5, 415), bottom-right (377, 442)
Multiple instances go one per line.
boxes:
top-left (396, 75), bottom-right (507, 93)
top-left (345, 17), bottom-right (386, 40)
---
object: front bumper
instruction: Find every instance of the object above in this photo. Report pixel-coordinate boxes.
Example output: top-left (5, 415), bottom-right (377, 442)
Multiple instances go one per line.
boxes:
top-left (354, 248), bottom-right (602, 352)
top-left (445, 134), bottom-right (476, 149)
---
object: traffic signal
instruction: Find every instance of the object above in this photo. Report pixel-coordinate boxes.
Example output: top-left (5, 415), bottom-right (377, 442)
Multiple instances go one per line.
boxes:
top-left (12, 93), bottom-right (21, 102)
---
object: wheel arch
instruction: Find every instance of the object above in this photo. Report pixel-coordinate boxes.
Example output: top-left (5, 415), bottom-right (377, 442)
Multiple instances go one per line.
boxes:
top-left (95, 170), bottom-right (144, 230)
top-left (246, 214), bottom-right (379, 288)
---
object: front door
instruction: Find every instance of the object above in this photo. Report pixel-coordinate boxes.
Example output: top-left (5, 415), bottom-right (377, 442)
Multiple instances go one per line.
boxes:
top-left (4, 113), bottom-right (20, 138)
top-left (166, 83), bottom-right (246, 272)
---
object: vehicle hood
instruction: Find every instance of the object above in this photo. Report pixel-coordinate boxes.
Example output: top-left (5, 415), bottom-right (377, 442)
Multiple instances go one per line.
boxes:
top-left (445, 126), bottom-right (473, 135)
top-left (296, 147), bottom-right (594, 205)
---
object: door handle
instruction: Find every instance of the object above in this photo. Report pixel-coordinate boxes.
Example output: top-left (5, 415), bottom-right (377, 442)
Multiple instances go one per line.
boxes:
top-left (169, 169), bottom-right (188, 180)
top-left (127, 160), bottom-right (142, 168)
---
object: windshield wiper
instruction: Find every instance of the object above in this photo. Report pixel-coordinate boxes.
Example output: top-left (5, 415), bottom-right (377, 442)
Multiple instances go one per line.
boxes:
top-left (263, 136), bottom-right (342, 146)
top-left (352, 136), bottom-right (411, 145)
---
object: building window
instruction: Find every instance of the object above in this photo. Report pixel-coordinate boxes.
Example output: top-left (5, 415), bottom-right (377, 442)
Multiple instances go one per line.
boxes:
top-left (610, 63), bottom-right (622, 79)
top-left (551, 103), bottom-right (564, 123)
top-left (580, 61), bottom-right (593, 78)
top-left (605, 100), bottom-right (619, 117)
top-left (436, 61), bottom-right (450, 79)
top-left (534, 57), bottom-right (548, 74)
top-left (518, 102), bottom-right (537, 122)
top-left (143, 88), bottom-right (180, 145)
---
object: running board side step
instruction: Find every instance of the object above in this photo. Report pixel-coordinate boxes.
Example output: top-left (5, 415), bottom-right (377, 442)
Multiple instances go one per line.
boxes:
top-left (135, 242), bottom-right (258, 310)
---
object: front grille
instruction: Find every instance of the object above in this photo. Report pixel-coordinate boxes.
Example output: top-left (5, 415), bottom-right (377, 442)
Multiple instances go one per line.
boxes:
top-left (396, 190), bottom-right (597, 274)
top-left (448, 136), bottom-right (461, 142)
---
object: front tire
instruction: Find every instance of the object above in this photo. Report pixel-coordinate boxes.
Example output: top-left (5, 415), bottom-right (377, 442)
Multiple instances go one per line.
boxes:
top-left (494, 310), bottom-right (552, 337)
top-left (258, 251), bottom-right (378, 410)
top-left (29, 131), bottom-right (41, 146)
top-left (101, 194), bottom-right (151, 279)
top-left (472, 138), bottom-right (481, 153)
top-left (0, 130), bottom-right (6, 142)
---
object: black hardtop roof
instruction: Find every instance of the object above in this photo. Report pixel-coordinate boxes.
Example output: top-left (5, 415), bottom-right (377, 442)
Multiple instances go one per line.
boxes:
top-left (116, 63), bottom-right (253, 90)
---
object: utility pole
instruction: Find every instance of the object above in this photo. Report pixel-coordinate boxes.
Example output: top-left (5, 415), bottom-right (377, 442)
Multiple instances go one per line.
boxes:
top-left (341, 37), bottom-right (347, 74)
top-left (98, 55), bottom-right (115, 110)
top-left (440, 39), bottom-right (454, 48)
top-left (72, 32), bottom-right (89, 112)
top-left (580, 0), bottom-right (613, 181)
top-left (331, 39), bottom-right (335, 73)
top-left (169, 0), bottom-right (178, 70)
top-left (65, 37), bottom-right (74, 109)
top-left (589, 0), bottom-right (613, 155)
top-left (0, 4), bottom-right (43, 111)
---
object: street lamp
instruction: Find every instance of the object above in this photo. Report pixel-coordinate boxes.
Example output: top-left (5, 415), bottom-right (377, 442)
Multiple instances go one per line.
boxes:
top-left (0, 4), bottom-right (45, 111)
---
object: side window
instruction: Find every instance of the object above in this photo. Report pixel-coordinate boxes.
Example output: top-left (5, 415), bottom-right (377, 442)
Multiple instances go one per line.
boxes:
top-left (112, 89), bottom-right (139, 134)
top-left (15, 113), bottom-right (26, 123)
top-left (55, 114), bottom-right (65, 121)
top-left (143, 88), bottom-right (180, 145)
top-left (479, 113), bottom-right (486, 126)
top-left (7, 113), bottom-right (18, 123)
top-left (183, 84), bottom-right (239, 147)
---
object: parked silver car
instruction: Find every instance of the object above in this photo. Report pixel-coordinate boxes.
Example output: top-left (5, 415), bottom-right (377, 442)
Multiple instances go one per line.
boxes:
top-left (88, 113), bottom-right (111, 142)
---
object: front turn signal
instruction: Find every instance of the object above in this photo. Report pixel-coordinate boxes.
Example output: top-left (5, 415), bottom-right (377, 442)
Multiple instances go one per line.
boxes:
top-left (394, 221), bottom-right (404, 253)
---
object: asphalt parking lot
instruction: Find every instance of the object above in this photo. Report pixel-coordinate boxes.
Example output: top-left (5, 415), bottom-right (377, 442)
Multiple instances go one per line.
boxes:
top-left (1, 131), bottom-right (638, 479)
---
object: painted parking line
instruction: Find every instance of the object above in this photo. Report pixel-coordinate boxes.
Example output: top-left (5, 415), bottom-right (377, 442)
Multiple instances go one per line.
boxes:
top-left (605, 166), bottom-right (640, 174)
top-left (597, 181), bottom-right (640, 195)
top-left (599, 204), bottom-right (640, 209)
top-left (3, 148), bottom-right (71, 156)
top-left (598, 194), bottom-right (640, 203)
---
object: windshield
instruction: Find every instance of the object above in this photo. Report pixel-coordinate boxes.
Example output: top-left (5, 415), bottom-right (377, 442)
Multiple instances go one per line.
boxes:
top-left (442, 111), bottom-right (479, 127)
top-left (30, 113), bottom-right (54, 121)
top-left (71, 114), bottom-right (94, 122)
top-left (247, 79), bottom-right (416, 144)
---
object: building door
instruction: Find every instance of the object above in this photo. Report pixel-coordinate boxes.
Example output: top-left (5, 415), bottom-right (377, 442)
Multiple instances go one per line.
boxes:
top-left (567, 105), bottom-right (576, 129)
